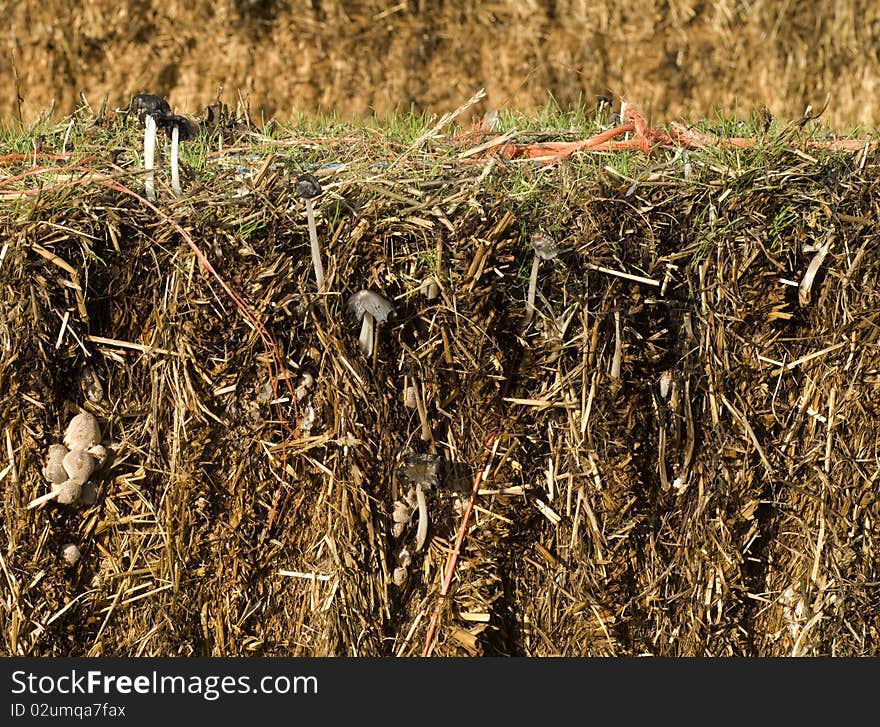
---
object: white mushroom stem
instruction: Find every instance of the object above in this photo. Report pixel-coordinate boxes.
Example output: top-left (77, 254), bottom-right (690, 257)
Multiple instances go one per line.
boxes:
top-left (144, 114), bottom-right (157, 201)
top-left (414, 483), bottom-right (429, 552)
top-left (524, 253), bottom-right (540, 324)
top-left (304, 198), bottom-right (324, 291)
top-left (358, 312), bottom-right (375, 358)
top-left (26, 488), bottom-right (60, 509)
top-left (170, 123), bottom-right (181, 196)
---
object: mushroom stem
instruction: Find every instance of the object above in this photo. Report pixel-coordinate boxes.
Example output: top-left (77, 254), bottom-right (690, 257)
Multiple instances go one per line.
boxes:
top-left (414, 483), bottom-right (429, 552)
top-left (358, 312), bottom-right (375, 358)
top-left (304, 198), bottom-right (324, 291)
top-left (524, 253), bottom-right (540, 324)
top-left (170, 123), bottom-right (181, 196)
top-left (144, 114), bottom-right (157, 201)
top-left (26, 488), bottom-right (60, 510)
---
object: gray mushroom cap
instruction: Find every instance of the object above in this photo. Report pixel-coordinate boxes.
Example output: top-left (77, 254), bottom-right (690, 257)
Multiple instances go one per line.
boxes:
top-left (62, 449), bottom-right (97, 485)
top-left (54, 480), bottom-right (82, 505)
top-left (64, 412), bottom-right (102, 451)
top-left (86, 444), bottom-right (109, 468)
top-left (396, 452), bottom-right (444, 493)
top-left (43, 444), bottom-right (69, 484)
top-left (530, 229), bottom-right (560, 261)
top-left (347, 290), bottom-right (395, 324)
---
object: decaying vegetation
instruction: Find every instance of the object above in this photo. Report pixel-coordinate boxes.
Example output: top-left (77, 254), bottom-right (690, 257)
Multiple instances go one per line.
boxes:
top-left (1, 95), bottom-right (879, 656)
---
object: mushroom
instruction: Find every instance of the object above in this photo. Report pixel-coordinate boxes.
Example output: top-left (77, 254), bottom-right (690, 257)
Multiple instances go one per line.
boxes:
top-left (61, 543), bottom-right (81, 566)
top-left (130, 93), bottom-right (172, 123)
top-left (347, 290), bottom-right (395, 358)
top-left (127, 94), bottom-right (171, 202)
top-left (391, 499), bottom-right (413, 539)
top-left (391, 546), bottom-right (412, 587)
top-left (62, 449), bottom-right (97, 485)
top-left (155, 112), bottom-right (198, 197)
top-left (54, 479), bottom-right (82, 505)
top-left (524, 229), bottom-right (561, 326)
top-left (295, 173), bottom-right (325, 292)
top-left (414, 483), bottom-right (429, 552)
top-left (28, 413), bottom-right (107, 510)
top-left (42, 444), bottom-right (69, 485)
top-left (143, 113), bottom-right (158, 201)
top-left (86, 444), bottom-right (109, 468)
top-left (64, 412), bottom-right (102, 451)
top-left (396, 453), bottom-right (444, 553)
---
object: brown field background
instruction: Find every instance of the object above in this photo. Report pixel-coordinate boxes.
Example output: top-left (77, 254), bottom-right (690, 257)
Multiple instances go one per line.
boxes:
top-left (3, 0), bottom-right (880, 127)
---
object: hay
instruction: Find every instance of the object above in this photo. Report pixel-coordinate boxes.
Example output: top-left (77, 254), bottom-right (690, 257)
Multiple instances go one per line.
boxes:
top-left (1, 99), bottom-right (879, 656)
top-left (4, 1), bottom-right (880, 128)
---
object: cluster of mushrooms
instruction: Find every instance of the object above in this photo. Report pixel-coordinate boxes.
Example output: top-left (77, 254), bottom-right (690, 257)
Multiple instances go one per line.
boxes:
top-left (29, 412), bottom-right (109, 510)
top-left (121, 93), bottom-right (198, 200)
top-left (390, 453), bottom-right (444, 587)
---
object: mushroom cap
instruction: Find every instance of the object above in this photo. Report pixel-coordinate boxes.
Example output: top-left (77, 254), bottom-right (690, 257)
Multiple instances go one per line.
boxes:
top-left (86, 444), bottom-right (109, 468)
top-left (295, 173), bottom-right (322, 199)
top-left (62, 449), bottom-right (97, 485)
top-left (530, 229), bottom-right (560, 261)
top-left (397, 452), bottom-right (445, 492)
top-left (155, 112), bottom-right (198, 140)
top-left (347, 290), bottom-right (395, 325)
top-left (391, 500), bottom-right (413, 524)
top-left (43, 444), bottom-right (69, 484)
top-left (54, 479), bottom-right (82, 505)
top-left (62, 543), bottom-right (81, 565)
top-left (64, 412), bottom-right (102, 451)
top-left (391, 567), bottom-right (408, 586)
top-left (132, 93), bottom-right (171, 124)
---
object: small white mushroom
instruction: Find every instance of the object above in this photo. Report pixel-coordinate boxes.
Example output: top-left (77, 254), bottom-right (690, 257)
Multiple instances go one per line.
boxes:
top-left (347, 290), bottom-right (395, 358)
top-left (64, 412), bottom-right (102, 451)
top-left (295, 372), bottom-right (315, 402)
top-left (391, 567), bottom-right (408, 587)
top-left (391, 546), bottom-right (412, 587)
top-left (391, 499), bottom-right (413, 539)
top-left (128, 95), bottom-right (171, 203)
top-left (295, 173), bottom-right (325, 292)
top-left (86, 444), bottom-right (109, 468)
top-left (54, 479), bottom-right (82, 505)
top-left (524, 229), bottom-right (561, 326)
top-left (62, 543), bottom-right (81, 566)
top-left (156, 113), bottom-right (196, 197)
top-left (420, 277), bottom-right (440, 300)
top-left (42, 444), bottom-right (69, 484)
top-left (62, 449), bottom-right (97, 485)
